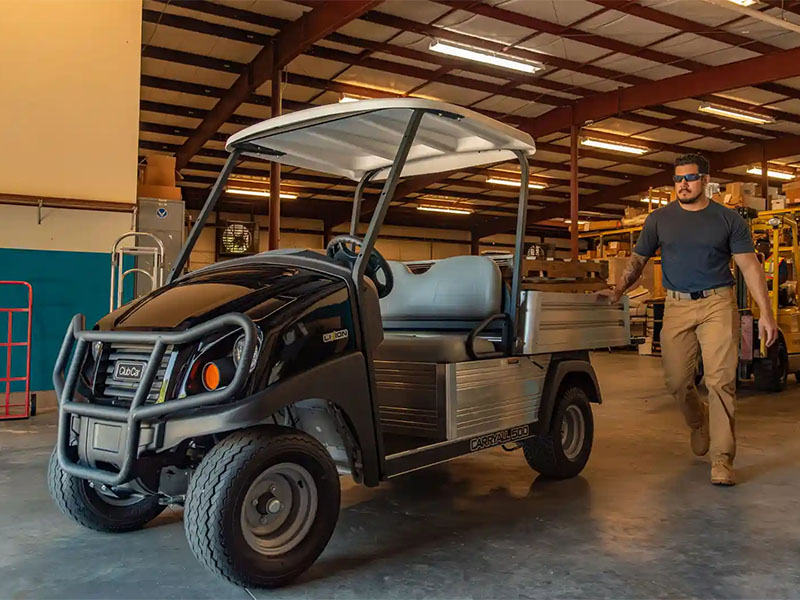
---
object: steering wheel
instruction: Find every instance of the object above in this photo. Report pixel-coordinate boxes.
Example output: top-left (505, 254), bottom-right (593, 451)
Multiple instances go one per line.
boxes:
top-left (326, 235), bottom-right (394, 298)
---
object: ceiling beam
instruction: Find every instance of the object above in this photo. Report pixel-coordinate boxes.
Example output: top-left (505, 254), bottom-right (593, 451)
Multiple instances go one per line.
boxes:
top-left (527, 133), bottom-right (800, 224)
top-left (143, 0), bottom-right (776, 143)
top-left (589, 0), bottom-right (800, 99)
top-left (172, 0), bottom-right (380, 170)
top-left (523, 46), bottom-right (800, 138)
top-left (435, 0), bottom-right (706, 71)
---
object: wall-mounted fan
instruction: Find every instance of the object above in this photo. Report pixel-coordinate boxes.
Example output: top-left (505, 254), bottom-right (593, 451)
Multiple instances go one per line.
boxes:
top-left (217, 220), bottom-right (258, 258)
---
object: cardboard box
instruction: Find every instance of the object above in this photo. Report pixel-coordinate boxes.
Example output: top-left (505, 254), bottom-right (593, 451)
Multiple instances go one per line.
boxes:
top-left (783, 180), bottom-right (800, 192)
top-left (786, 187), bottom-right (800, 203)
top-left (142, 155), bottom-right (177, 187)
top-left (772, 198), bottom-right (786, 211)
top-left (137, 183), bottom-right (182, 201)
top-left (582, 219), bottom-right (621, 231)
top-left (608, 241), bottom-right (630, 251)
top-left (625, 206), bottom-right (646, 220)
top-left (744, 196), bottom-right (767, 211)
top-left (726, 182), bottom-right (758, 198)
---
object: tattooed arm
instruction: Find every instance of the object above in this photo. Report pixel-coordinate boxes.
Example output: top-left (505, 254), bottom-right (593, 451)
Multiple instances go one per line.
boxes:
top-left (597, 252), bottom-right (650, 303)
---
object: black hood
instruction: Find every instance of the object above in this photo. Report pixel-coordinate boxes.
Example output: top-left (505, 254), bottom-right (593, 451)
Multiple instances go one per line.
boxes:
top-left (97, 260), bottom-right (347, 331)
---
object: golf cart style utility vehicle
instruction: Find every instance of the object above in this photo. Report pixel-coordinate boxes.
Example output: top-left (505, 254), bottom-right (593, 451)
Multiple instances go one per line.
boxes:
top-left (50, 99), bottom-right (630, 588)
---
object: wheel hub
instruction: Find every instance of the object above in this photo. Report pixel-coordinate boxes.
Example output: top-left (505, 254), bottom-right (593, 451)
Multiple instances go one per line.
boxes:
top-left (240, 463), bottom-right (318, 556)
top-left (561, 405), bottom-right (586, 461)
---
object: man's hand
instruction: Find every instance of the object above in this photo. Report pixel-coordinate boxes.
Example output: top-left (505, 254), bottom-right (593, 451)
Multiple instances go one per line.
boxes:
top-left (759, 312), bottom-right (779, 347)
top-left (596, 253), bottom-right (649, 304)
top-left (595, 288), bottom-right (622, 304)
top-left (733, 253), bottom-right (780, 347)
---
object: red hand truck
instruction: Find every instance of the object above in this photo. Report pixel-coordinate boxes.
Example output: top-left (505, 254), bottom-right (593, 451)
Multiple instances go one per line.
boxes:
top-left (0, 281), bottom-right (34, 420)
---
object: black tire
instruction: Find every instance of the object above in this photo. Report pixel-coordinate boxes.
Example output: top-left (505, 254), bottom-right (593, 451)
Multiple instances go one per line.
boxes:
top-left (184, 427), bottom-right (340, 588)
top-left (754, 337), bottom-right (788, 392)
top-left (521, 386), bottom-right (594, 479)
top-left (47, 449), bottom-right (164, 533)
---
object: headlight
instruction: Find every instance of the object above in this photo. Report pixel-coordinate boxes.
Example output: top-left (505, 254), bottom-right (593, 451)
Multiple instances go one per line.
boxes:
top-left (92, 341), bottom-right (103, 361)
top-left (232, 334), bottom-right (260, 372)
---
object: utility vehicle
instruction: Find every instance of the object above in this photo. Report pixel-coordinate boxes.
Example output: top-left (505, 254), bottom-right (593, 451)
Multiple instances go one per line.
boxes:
top-left (50, 99), bottom-right (629, 587)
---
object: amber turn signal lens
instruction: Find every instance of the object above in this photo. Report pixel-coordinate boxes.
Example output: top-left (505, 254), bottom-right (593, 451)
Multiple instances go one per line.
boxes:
top-left (202, 362), bottom-right (221, 391)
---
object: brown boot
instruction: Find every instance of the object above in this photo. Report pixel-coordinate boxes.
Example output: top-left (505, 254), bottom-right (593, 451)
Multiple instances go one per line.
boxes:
top-left (711, 460), bottom-right (735, 486)
top-left (691, 404), bottom-right (710, 456)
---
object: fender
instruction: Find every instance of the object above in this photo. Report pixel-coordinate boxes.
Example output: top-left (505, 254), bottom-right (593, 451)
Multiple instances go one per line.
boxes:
top-left (159, 351), bottom-right (381, 486)
top-left (535, 355), bottom-right (602, 436)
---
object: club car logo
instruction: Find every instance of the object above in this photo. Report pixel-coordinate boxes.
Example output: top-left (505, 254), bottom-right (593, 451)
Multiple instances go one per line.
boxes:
top-left (113, 361), bottom-right (145, 382)
top-left (322, 329), bottom-right (349, 343)
top-left (469, 425), bottom-right (531, 452)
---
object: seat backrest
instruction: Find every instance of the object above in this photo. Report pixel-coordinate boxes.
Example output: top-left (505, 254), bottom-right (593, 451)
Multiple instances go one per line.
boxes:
top-left (380, 255), bottom-right (502, 324)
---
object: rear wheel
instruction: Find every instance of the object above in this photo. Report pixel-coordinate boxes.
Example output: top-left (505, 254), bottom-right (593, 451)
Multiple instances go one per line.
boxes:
top-left (184, 427), bottom-right (340, 588)
top-left (521, 386), bottom-right (594, 479)
top-left (47, 449), bottom-right (164, 533)
top-left (754, 337), bottom-right (788, 392)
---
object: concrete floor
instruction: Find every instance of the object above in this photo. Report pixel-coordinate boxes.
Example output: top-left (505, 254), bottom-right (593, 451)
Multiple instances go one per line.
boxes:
top-left (2, 352), bottom-right (800, 599)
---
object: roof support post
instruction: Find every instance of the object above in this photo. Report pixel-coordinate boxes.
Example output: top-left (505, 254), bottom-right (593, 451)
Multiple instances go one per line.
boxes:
top-left (510, 149), bottom-right (530, 353)
top-left (761, 144), bottom-right (769, 201)
top-left (269, 67), bottom-right (282, 250)
top-left (570, 123), bottom-right (580, 260)
top-left (355, 109), bottom-right (424, 285)
top-left (168, 149), bottom-right (240, 283)
top-left (350, 171), bottom-right (375, 236)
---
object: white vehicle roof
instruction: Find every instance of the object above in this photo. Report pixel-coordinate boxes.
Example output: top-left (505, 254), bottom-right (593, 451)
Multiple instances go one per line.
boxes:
top-left (226, 98), bottom-right (536, 181)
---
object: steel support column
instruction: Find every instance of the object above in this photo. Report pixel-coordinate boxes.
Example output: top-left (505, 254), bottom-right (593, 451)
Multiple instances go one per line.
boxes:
top-left (761, 144), bottom-right (769, 201)
top-left (269, 69), bottom-right (282, 250)
top-left (570, 123), bottom-right (579, 260)
top-left (470, 232), bottom-right (480, 256)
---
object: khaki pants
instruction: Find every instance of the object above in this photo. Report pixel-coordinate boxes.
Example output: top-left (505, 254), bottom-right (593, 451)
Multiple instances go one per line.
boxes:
top-left (661, 287), bottom-right (739, 462)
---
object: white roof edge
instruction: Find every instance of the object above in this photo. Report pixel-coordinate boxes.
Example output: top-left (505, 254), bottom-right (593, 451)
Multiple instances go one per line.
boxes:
top-left (225, 98), bottom-right (535, 151)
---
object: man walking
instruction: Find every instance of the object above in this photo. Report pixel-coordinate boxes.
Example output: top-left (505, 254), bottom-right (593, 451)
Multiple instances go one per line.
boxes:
top-left (600, 153), bottom-right (778, 486)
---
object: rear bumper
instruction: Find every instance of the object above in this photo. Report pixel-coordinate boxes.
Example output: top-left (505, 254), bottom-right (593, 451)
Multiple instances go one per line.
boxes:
top-left (53, 312), bottom-right (258, 486)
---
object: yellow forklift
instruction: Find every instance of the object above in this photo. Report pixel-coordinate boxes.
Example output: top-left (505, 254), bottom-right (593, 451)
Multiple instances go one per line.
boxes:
top-left (737, 209), bottom-right (800, 391)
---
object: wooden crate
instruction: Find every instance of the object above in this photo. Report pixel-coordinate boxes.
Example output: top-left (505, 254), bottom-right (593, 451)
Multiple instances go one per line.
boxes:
top-left (523, 258), bottom-right (609, 280)
top-left (521, 279), bottom-right (608, 293)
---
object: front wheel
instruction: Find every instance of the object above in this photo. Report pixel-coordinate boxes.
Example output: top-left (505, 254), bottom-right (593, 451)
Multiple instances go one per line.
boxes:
top-left (47, 449), bottom-right (164, 533)
top-left (521, 386), bottom-right (594, 479)
top-left (184, 427), bottom-right (340, 588)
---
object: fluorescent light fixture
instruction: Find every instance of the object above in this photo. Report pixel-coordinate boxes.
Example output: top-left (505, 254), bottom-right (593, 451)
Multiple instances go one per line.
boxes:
top-left (563, 219), bottom-right (589, 225)
top-left (417, 204), bottom-right (473, 215)
top-left (486, 177), bottom-right (547, 190)
top-left (227, 188), bottom-right (299, 200)
top-left (339, 93), bottom-right (370, 103)
top-left (698, 102), bottom-right (775, 125)
top-left (746, 166), bottom-right (796, 181)
top-left (429, 39), bottom-right (543, 74)
top-left (641, 197), bottom-right (668, 205)
top-left (725, 0), bottom-right (757, 5)
top-left (580, 138), bottom-right (649, 155)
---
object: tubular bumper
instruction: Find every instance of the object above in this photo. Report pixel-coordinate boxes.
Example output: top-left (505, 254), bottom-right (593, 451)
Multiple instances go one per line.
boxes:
top-left (53, 312), bottom-right (258, 486)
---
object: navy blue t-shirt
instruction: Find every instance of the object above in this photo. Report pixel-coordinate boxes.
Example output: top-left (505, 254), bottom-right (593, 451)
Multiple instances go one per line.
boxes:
top-left (633, 200), bottom-right (754, 293)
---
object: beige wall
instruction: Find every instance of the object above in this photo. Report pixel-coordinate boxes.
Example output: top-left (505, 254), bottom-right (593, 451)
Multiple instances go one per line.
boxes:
top-left (0, 205), bottom-right (133, 252)
top-left (0, 0), bottom-right (142, 204)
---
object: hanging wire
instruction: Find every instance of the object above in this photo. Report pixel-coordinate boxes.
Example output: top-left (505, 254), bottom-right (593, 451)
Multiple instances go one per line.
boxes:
top-left (141, 0), bottom-right (172, 54)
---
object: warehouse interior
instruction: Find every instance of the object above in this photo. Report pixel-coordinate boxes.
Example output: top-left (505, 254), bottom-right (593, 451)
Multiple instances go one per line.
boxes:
top-left (2, 0), bottom-right (800, 597)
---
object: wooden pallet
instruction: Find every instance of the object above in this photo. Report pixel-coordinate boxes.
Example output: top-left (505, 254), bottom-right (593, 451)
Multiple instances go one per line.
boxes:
top-left (523, 258), bottom-right (609, 280)
top-left (521, 279), bottom-right (609, 293)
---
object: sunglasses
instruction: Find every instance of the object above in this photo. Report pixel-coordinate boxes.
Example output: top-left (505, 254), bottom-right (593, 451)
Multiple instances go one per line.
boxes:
top-left (673, 173), bottom-right (704, 183)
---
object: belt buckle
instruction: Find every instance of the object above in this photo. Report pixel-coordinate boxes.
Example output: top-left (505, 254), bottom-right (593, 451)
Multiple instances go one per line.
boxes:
top-left (690, 291), bottom-right (703, 300)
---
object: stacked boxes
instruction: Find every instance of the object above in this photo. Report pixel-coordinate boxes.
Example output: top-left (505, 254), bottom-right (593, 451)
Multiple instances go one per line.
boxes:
top-left (784, 180), bottom-right (800, 205)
